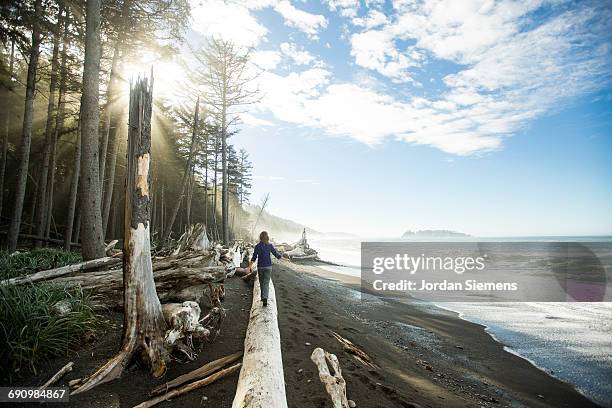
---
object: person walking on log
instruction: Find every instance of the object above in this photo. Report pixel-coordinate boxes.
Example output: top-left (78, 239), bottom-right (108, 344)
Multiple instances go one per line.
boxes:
top-left (248, 231), bottom-right (281, 306)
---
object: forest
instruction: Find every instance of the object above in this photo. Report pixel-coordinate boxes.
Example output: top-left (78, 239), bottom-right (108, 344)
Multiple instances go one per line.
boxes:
top-left (0, 0), bottom-right (271, 395)
top-left (0, 0), bottom-right (256, 260)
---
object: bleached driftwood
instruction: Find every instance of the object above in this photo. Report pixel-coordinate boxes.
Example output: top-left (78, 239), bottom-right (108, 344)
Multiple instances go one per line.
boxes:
top-left (38, 361), bottom-right (74, 390)
top-left (232, 277), bottom-right (287, 408)
top-left (310, 348), bottom-right (349, 408)
top-left (105, 240), bottom-right (119, 255)
top-left (173, 223), bottom-right (211, 255)
top-left (135, 362), bottom-right (242, 408)
top-left (162, 301), bottom-right (209, 350)
top-left (331, 331), bottom-right (377, 368)
top-left (149, 351), bottom-right (242, 396)
top-left (0, 257), bottom-right (121, 286)
top-left (43, 266), bottom-right (226, 308)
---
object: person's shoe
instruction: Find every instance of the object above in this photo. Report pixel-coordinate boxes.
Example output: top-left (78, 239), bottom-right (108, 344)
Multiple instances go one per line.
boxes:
top-left (262, 299), bottom-right (268, 306)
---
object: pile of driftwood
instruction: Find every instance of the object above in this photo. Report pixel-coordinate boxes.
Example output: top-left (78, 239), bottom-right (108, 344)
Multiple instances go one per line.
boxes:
top-left (275, 228), bottom-right (318, 261)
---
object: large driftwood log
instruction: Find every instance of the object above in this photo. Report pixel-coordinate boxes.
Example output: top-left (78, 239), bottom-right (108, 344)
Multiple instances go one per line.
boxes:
top-left (44, 266), bottom-right (226, 308)
top-left (232, 277), bottom-right (287, 408)
top-left (0, 256), bottom-right (121, 286)
top-left (150, 351), bottom-right (242, 396)
top-left (310, 348), bottom-right (350, 408)
top-left (72, 76), bottom-right (167, 395)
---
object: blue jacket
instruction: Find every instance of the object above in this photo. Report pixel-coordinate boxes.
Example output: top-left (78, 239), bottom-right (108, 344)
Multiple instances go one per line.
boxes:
top-left (251, 242), bottom-right (281, 268)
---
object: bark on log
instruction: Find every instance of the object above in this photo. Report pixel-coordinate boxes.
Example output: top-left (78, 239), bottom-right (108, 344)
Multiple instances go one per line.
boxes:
top-left (310, 348), bottom-right (349, 408)
top-left (232, 277), bottom-right (287, 408)
top-left (149, 351), bottom-right (242, 396)
top-left (0, 257), bottom-right (121, 286)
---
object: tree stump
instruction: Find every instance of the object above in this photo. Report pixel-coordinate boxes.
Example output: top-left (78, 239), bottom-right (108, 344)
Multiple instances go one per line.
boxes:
top-left (73, 75), bottom-right (167, 394)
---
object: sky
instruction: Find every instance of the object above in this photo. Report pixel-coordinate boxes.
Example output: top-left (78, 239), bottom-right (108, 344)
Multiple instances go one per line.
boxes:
top-left (177, 0), bottom-right (612, 237)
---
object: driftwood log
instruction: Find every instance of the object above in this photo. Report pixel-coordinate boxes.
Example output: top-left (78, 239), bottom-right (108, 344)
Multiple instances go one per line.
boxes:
top-left (45, 265), bottom-right (226, 308)
top-left (331, 331), bottom-right (377, 368)
top-left (72, 77), bottom-right (167, 395)
top-left (135, 362), bottom-right (242, 408)
top-left (162, 301), bottom-right (208, 360)
top-left (232, 276), bottom-right (287, 408)
top-left (38, 361), bottom-right (74, 390)
top-left (0, 256), bottom-right (121, 286)
top-left (149, 351), bottom-right (242, 396)
top-left (310, 348), bottom-right (350, 408)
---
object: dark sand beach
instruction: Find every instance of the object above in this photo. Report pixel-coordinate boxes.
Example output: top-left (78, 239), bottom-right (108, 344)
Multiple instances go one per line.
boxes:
top-left (14, 259), bottom-right (598, 407)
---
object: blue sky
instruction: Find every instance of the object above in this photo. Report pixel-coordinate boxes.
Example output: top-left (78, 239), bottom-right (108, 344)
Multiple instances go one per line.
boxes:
top-left (183, 0), bottom-right (612, 237)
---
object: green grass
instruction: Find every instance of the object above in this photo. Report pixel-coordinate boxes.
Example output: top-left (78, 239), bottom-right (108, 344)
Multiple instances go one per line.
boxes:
top-left (0, 249), bottom-right (101, 381)
top-left (0, 248), bottom-right (82, 280)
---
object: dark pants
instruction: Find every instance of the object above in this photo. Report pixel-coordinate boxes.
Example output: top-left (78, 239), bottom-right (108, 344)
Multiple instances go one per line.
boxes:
top-left (258, 266), bottom-right (272, 300)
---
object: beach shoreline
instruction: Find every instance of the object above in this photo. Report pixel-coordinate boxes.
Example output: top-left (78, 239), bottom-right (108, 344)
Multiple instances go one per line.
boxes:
top-left (276, 259), bottom-right (599, 407)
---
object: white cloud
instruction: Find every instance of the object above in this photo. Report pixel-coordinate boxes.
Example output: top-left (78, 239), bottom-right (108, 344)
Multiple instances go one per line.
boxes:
top-left (199, 0), bottom-right (611, 156)
top-left (251, 50), bottom-right (282, 70)
top-left (190, 0), bottom-right (268, 47)
top-left (280, 42), bottom-right (316, 65)
top-left (250, 2), bottom-right (611, 155)
top-left (325, 0), bottom-right (360, 17)
top-left (352, 10), bottom-right (388, 28)
top-left (241, 113), bottom-right (275, 127)
top-left (350, 30), bottom-right (420, 82)
top-left (274, 1), bottom-right (328, 37)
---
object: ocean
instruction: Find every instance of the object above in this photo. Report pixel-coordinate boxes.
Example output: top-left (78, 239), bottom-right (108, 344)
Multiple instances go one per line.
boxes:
top-left (309, 236), bottom-right (612, 407)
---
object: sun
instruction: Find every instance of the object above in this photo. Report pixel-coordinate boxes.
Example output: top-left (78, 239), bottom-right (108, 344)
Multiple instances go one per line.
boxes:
top-left (120, 51), bottom-right (187, 105)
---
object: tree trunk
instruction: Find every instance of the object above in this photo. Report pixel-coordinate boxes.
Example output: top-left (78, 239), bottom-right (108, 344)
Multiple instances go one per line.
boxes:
top-left (78, 0), bottom-right (105, 260)
top-left (102, 114), bottom-right (122, 235)
top-left (186, 172), bottom-right (193, 227)
top-left (72, 75), bottom-right (167, 395)
top-left (47, 13), bottom-right (70, 240)
top-left (213, 135), bottom-right (219, 237)
top-left (203, 147), bottom-right (208, 227)
top-left (34, 5), bottom-right (63, 246)
top-left (221, 100), bottom-right (229, 244)
top-left (99, 43), bottom-right (120, 188)
top-left (161, 98), bottom-right (199, 245)
top-left (0, 39), bottom-right (15, 220)
top-left (64, 122), bottom-right (81, 251)
top-left (7, 0), bottom-right (42, 251)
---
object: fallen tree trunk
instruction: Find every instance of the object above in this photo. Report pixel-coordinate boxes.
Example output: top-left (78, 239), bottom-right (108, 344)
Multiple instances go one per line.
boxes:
top-left (0, 256), bottom-right (121, 286)
top-left (49, 265), bottom-right (226, 308)
top-left (232, 277), bottom-right (287, 408)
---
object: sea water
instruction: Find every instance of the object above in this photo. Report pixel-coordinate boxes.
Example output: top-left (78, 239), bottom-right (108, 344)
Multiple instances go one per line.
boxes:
top-left (309, 236), bottom-right (612, 407)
